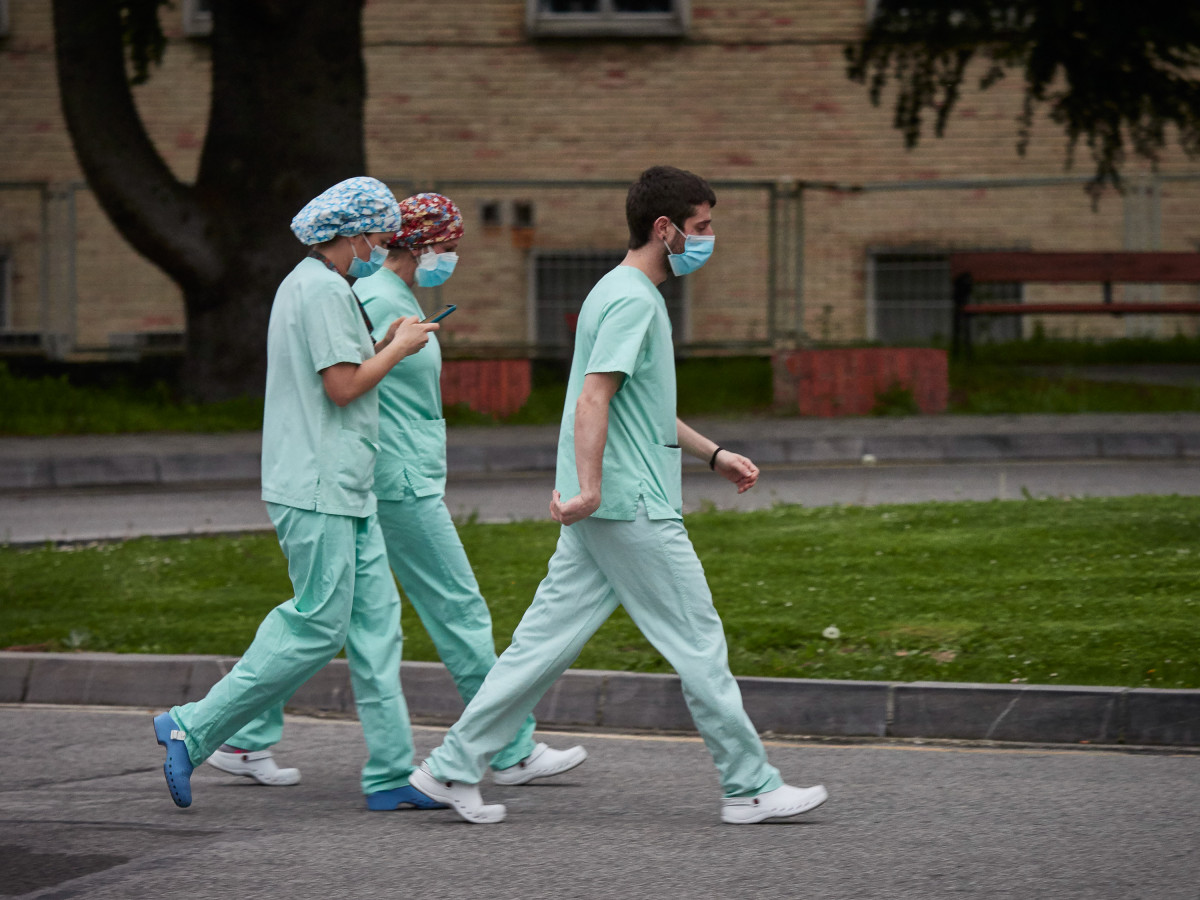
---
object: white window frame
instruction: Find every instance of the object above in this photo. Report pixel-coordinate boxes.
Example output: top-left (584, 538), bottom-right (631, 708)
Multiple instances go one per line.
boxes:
top-left (182, 0), bottom-right (213, 37)
top-left (526, 0), bottom-right (689, 39)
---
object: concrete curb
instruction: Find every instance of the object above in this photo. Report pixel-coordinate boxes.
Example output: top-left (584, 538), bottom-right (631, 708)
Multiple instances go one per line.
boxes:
top-left (4, 429), bottom-right (1200, 491)
top-left (3, 651), bottom-right (1197, 748)
top-left (5, 414), bottom-right (1200, 490)
top-left (0, 452), bottom-right (263, 491)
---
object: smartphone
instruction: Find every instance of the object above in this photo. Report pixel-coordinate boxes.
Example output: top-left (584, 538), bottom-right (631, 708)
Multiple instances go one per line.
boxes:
top-left (423, 304), bottom-right (456, 324)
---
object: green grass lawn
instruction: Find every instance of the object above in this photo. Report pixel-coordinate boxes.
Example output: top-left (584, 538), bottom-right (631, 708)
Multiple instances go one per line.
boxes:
top-left (5, 340), bottom-right (1200, 435)
top-left (0, 363), bottom-right (265, 435)
top-left (967, 332), bottom-right (1200, 366)
top-left (3, 496), bottom-right (1197, 690)
top-left (948, 365), bottom-right (1200, 414)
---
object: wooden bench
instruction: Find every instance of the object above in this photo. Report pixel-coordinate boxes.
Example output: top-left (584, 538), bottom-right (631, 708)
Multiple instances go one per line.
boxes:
top-left (950, 251), bottom-right (1200, 357)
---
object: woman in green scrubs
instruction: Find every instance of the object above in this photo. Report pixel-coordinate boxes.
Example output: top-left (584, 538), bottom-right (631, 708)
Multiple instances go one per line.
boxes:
top-left (356, 193), bottom-right (586, 785)
top-left (205, 193), bottom-right (586, 803)
top-left (152, 177), bottom-right (441, 811)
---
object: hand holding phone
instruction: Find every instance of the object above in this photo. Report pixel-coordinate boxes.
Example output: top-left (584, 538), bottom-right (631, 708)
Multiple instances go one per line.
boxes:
top-left (423, 304), bottom-right (456, 323)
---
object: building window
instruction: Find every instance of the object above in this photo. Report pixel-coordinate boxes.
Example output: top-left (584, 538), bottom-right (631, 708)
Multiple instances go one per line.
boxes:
top-left (526, 0), bottom-right (689, 39)
top-left (477, 200), bottom-right (537, 228)
top-left (870, 251), bottom-right (1022, 344)
top-left (479, 201), bottom-right (504, 228)
top-left (182, 0), bottom-right (212, 37)
top-left (512, 201), bottom-right (536, 229)
top-left (532, 250), bottom-right (684, 357)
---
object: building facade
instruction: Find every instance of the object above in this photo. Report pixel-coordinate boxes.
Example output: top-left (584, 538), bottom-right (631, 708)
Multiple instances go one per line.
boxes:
top-left (1, 0), bottom-right (1198, 364)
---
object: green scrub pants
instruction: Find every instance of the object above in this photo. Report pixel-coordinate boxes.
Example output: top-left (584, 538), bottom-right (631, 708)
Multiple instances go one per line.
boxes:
top-left (376, 489), bottom-right (537, 770)
top-left (426, 502), bottom-right (784, 798)
top-left (224, 488), bottom-right (537, 771)
top-left (171, 503), bottom-right (415, 795)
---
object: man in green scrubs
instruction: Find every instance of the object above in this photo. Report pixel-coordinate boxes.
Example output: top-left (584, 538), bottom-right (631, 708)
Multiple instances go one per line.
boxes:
top-left (410, 167), bottom-right (829, 825)
top-left (152, 177), bottom-right (441, 811)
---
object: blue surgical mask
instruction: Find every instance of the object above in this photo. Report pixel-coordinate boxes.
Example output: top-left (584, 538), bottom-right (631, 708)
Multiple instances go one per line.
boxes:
top-left (415, 248), bottom-right (459, 287)
top-left (663, 222), bottom-right (715, 276)
top-left (347, 235), bottom-right (388, 279)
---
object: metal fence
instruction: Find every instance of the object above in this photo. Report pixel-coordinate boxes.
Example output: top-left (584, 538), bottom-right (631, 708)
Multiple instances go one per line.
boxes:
top-left (3, 173), bottom-right (1199, 362)
top-left (424, 178), bottom-right (780, 360)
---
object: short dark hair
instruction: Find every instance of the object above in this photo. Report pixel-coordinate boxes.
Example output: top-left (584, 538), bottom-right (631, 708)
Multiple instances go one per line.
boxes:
top-left (625, 166), bottom-right (717, 250)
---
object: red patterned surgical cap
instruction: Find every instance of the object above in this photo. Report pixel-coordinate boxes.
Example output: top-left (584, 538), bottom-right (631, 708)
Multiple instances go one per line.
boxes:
top-left (388, 193), bottom-right (464, 249)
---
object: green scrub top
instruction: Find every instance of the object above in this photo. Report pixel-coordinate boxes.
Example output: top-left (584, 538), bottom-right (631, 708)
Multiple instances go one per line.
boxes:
top-left (355, 267), bottom-right (446, 499)
top-left (261, 257), bottom-right (380, 518)
top-left (556, 265), bottom-right (681, 521)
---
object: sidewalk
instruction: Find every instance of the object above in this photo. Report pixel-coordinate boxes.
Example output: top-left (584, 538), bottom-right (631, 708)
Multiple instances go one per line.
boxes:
top-left (3, 411), bottom-right (1200, 490)
top-left (2, 412), bottom-right (1198, 749)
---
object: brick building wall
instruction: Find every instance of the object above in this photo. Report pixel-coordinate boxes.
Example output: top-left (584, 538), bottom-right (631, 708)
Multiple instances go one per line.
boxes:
top-left (1, 0), bottom-right (1198, 359)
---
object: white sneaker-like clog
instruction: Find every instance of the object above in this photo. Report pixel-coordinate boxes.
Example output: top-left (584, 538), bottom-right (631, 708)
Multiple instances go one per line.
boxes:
top-left (720, 783), bottom-right (828, 824)
top-left (492, 742), bottom-right (588, 786)
top-left (206, 748), bottom-right (301, 786)
top-left (410, 763), bottom-right (506, 824)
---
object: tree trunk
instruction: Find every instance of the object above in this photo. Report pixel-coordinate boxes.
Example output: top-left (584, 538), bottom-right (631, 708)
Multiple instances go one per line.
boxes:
top-left (182, 271), bottom-right (279, 402)
top-left (53, 0), bottom-right (368, 400)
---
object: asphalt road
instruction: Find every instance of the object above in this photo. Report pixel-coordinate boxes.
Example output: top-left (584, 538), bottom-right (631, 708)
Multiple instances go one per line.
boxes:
top-left (1, 705), bottom-right (1196, 900)
top-left (2, 457), bottom-right (1198, 544)
top-left (5, 454), bottom-right (1199, 899)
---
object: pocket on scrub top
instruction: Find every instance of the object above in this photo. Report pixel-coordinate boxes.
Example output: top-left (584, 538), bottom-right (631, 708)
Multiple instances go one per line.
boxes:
top-left (333, 428), bottom-right (379, 498)
top-left (404, 418), bottom-right (448, 479)
top-left (645, 442), bottom-right (683, 511)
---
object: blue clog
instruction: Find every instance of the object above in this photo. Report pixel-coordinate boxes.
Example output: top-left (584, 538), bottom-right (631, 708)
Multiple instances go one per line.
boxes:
top-left (365, 784), bottom-right (449, 811)
top-left (152, 712), bottom-right (195, 808)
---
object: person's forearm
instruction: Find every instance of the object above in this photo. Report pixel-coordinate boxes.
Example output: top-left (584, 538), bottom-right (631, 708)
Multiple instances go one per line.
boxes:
top-left (342, 353), bottom-right (396, 402)
top-left (322, 342), bottom-right (408, 407)
top-left (676, 418), bottom-right (718, 462)
top-left (575, 390), bottom-right (610, 502)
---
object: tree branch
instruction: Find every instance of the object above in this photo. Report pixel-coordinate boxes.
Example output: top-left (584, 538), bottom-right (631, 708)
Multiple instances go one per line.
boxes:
top-left (845, 0), bottom-right (1200, 195)
top-left (52, 0), bottom-right (220, 290)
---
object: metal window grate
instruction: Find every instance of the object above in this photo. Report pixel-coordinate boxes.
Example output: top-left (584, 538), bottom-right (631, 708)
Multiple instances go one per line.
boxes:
top-left (872, 251), bottom-right (1021, 344)
top-left (533, 250), bottom-right (684, 358)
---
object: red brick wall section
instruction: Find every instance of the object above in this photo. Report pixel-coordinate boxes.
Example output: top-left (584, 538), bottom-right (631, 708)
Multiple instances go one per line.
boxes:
top-left (440, 359), bottom-right (532, 417)
top-left (776, 348), bottom-right (949, 417)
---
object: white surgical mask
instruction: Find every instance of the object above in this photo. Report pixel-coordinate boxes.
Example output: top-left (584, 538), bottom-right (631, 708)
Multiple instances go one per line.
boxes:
top-left (415, 248), bottom-right (459, 287)
top-left (347, 235), bottom-right (387, 278)
top-left (663, 222), bottom-right (715, 276)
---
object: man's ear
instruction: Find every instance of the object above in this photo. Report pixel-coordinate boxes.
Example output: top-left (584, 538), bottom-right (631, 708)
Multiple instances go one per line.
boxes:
top-left (652, 215), bottom-right (673, 241)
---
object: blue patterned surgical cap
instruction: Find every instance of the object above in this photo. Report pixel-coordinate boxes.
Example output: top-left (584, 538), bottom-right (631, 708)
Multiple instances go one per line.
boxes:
top-left (290, 176), bottom-right (403, 245)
